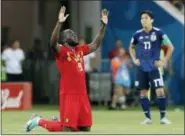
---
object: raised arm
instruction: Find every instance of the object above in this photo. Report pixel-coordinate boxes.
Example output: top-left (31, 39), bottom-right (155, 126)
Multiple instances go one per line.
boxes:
top-left (50, 6), bottom-right (69, 54)
top-left (88, 9), bottom-right (109, 53)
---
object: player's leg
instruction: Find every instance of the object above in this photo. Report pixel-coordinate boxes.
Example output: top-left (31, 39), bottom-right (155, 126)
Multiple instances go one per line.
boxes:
top-left (60, 94), bottom-right (80, 131)
top-left (78, 95), bottom-right (92, 131)
top-left (36, 94), bottom-right (80, 132)
top-left (150, 69), bottom-right (171, 124)
top-left (24, 93), bottom-right (68, 132)
top-left (24, 114), bottom-right (62, 132)
top-left (38, 118), bottom-right (62, 131)
top-left (135, 68), bottom-right (151, 124)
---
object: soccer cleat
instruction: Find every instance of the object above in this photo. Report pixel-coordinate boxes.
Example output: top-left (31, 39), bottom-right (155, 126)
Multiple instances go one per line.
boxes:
top-left (140, 118), bottom-right (152, 125)
top-left (24, 114), bottom-right (41, 132)
top-left (160, 118), bottom-right (172, 124)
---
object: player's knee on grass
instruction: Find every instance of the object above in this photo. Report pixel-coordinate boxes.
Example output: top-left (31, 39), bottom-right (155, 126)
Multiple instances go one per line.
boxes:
top-left (62, 127), bottom-right (76, 132)
top-left (78, 127), bottom-right (91, 132)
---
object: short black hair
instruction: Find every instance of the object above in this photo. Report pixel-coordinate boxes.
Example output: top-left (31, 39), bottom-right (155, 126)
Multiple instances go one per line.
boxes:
top-left (60, 29), bottom-right (75, 43)
top-left (140, 10), bottom-right (154, 19)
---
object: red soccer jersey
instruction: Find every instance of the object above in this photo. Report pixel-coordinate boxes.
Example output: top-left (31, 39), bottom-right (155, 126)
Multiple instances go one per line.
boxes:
top-left (55, 45), bottom-right (90, 95)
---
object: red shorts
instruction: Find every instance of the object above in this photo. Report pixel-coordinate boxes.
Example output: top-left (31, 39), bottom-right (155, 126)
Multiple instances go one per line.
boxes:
top-left (59, 94), bottom-right (92, 130)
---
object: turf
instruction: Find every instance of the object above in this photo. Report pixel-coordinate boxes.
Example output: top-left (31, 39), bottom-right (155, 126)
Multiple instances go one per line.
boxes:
top-left (1, 105), bottom-right (184, 135)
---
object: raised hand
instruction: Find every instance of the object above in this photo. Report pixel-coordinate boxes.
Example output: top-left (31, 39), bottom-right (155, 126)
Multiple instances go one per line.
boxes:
top-left (101, 9), bottom-right (109, 25)
top-left (58, 6), bottom-right (69, 23)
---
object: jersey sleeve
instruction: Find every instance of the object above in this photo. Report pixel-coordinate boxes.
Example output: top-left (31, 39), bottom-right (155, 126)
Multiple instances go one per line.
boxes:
top-left (78, 45), bottom-right (90, 56)
top-left (159, 30), bottom-right (172, 46)
top-left (130, 33), bottom-right (138, 45)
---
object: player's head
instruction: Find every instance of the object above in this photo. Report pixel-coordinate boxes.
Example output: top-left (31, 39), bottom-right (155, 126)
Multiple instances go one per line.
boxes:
top-left (115, 40), bottom-right (122, 49)
top-left (61, 29), bottom-right (79, 47)
top-left (140, 10), bottom-right (154, 28)
top-left (11, 40), bottom-right (20, 49)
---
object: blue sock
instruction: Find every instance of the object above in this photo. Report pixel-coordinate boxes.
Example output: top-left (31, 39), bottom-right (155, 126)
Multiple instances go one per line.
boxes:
top-left (140, 96), bottom-right (151, 119)
top-left (156, 96), bottom-right (166, 119)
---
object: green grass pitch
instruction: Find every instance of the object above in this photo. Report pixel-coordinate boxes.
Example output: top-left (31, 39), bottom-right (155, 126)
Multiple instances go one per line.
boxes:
top-left (1, 105), bottom-right (184, 135)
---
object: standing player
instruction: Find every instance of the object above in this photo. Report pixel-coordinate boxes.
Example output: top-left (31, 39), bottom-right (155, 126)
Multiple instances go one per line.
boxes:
top-left (24, 6), bottom-right (108, 132)
top-left (129, 10), bottom-right (174, 124)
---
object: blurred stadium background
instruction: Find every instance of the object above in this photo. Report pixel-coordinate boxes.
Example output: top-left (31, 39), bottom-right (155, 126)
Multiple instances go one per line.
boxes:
top-left (1, 0), bottom-right (184, 135)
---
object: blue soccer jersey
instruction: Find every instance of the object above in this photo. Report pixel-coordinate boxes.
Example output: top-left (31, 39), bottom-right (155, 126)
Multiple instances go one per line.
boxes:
top-left (130, 27), bottom-right (171, 72)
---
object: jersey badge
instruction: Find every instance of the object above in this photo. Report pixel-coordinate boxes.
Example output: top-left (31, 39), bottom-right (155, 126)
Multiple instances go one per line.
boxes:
top-left (151, 33), bottom-right (157, 42)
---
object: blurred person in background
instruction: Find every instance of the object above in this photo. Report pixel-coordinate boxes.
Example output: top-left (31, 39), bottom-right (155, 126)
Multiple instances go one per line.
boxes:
top-left (109, 47), bottom-right (132, 110)
top-left (108, 40), bottom-right (123, 106)
top-left (108, 40), bottom-right (122, 60)
top-left (27, 38), bottom-right (44, 60)
top-left (2, 40), bottom-right (25, 82)
top-left (24, 6), bottom-right (108, 132)
top-left (79, 38), bottom-right (96, 94)
top-left (129, 10), bottom-right (174, 125)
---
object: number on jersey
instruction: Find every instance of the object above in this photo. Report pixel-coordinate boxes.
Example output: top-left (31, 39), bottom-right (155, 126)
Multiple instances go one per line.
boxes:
top-left (144, 42), bottom-right (151, 50)
top-left (78, 63), bottom-right (83, 71)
